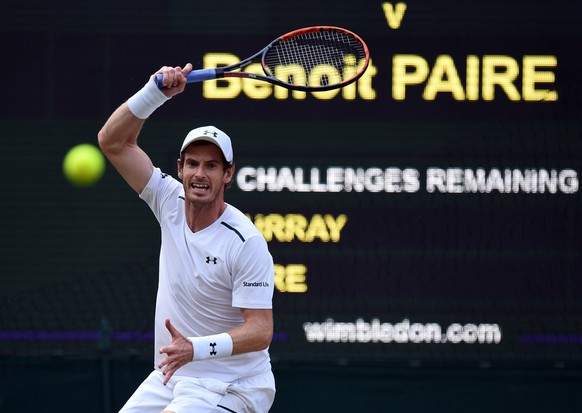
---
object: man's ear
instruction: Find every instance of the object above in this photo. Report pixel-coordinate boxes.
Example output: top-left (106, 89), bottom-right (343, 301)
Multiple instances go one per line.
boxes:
top-left (177, 158), bottom-right (183, 179)
top-left (225, 164), bottom-right (235, 183)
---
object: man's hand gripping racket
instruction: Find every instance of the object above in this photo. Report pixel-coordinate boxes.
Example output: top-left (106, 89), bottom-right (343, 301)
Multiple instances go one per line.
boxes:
top-left (157, 26), bottom-right (370, 92)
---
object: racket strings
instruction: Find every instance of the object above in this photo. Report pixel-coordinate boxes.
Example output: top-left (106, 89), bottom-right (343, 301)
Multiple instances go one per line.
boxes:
top-left (265, 29), bottom-right (367, 87)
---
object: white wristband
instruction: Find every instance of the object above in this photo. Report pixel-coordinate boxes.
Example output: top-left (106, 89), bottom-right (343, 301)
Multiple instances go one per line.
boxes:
top-left (188, 333), bottom-right (233, 361)
top-left (126, 77), bottom-right (170, 119)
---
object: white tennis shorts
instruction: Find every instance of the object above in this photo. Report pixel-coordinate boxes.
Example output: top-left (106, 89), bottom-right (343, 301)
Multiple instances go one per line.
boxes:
top-left (118, 370), bottom-right (275, 413)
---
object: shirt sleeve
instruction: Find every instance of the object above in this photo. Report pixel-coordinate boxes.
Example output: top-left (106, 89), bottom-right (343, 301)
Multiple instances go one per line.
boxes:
top-left (231, 235), bottom-right (275, 310)
top-left (139, 168), bottom-right (181, 224)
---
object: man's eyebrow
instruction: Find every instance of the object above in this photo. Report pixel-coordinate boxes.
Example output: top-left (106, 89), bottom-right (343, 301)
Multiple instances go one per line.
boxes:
top-left (184, 157), bottom-right (221, 164)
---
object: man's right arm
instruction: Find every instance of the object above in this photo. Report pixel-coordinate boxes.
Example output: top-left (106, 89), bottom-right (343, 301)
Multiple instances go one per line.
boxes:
top-left (97, 64), bottom-right (193, 194)
top-left (98, 102), bottom-right (154, 194)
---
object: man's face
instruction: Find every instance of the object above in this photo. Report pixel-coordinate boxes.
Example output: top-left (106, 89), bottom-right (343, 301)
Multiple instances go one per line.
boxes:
top-left (178, 142), bottom-right (233, 206)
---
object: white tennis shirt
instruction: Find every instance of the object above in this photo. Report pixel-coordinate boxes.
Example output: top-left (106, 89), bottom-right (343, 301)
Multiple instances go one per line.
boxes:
top-left (140, 168), bottom-right (274, 382)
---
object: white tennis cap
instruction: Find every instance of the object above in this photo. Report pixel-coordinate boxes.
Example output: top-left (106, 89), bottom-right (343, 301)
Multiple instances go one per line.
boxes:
top-left (180, 125), bottom-right (233, 164)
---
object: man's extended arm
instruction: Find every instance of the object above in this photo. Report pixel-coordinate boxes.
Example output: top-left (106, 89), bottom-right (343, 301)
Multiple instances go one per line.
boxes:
top-left (97, 64), bottom-right (192, 193)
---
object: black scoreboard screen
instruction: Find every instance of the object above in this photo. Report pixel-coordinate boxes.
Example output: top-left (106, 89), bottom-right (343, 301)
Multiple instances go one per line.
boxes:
top-left (1, 1), bottom-right (581, 366)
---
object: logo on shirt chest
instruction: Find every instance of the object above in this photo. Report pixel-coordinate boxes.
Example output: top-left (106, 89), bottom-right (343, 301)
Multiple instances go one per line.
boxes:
top-left (206, 256), bottom-right (218, 265)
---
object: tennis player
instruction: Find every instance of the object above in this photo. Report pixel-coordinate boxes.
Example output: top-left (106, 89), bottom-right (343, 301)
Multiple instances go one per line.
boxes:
top-left (97, 63), bottom-right (276, 412)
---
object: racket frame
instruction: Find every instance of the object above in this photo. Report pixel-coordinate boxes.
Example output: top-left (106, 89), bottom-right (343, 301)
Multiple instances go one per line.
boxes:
top-left (158, 26), bottom-right (370, 92)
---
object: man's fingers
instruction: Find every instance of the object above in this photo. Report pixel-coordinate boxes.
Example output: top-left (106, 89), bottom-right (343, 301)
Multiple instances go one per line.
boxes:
top-left (161, 359), bottom-right (179, 385)
top-left (159, 320), bottom-right (190, 385)
top-left (162, 368), bottom-right (174, 385)
top-left (158, 353), bottom-right (168, 368)
top-left (182, 63), bottom-right (193, 76)
top-left (158, 354), bottom-right (176, 384)
top-left (165, 318), bottom-right (177, 337)
top-left (156, 67), bottom-right (182, 88)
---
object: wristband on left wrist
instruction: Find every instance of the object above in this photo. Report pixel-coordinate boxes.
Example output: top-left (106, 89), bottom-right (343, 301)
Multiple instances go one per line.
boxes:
top-left (188, 333), bottom-right (233, 361)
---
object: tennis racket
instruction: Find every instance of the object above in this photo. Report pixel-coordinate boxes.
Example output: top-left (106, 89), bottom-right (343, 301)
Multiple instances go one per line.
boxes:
top-left (156, 26), bottom-right (370, 92)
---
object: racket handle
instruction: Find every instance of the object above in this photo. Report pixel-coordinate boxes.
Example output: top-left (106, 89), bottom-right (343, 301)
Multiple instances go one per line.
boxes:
top-left (156, 68), bottom-right (218, 88)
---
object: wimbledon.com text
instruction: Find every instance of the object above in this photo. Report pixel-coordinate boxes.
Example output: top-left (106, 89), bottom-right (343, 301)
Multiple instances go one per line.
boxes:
top-left (303, 318), bottom-right (501, 344)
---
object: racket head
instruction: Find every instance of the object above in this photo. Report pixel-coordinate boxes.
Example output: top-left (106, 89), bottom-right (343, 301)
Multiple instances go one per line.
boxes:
top-left (260, 26), bottom-right (370, 92)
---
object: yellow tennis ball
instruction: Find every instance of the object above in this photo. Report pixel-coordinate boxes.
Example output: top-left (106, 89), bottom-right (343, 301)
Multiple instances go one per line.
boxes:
top-left (63, 143), bottom-right (106, 187)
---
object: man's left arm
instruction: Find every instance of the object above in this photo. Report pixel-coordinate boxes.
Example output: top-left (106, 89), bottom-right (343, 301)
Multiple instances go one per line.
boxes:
top-left (158, 310), bottom-right (272, 385)
top-left (230, 307), bottom-right (273, 355)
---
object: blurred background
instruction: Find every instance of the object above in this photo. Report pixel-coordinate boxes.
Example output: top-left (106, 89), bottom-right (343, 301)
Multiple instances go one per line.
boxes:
top-left (1, 0), bottom-right (581, 411)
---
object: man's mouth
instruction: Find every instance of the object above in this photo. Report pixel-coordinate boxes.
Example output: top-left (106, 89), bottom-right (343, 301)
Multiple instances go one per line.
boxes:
top-left (191, 183), bottom-right (210, 191)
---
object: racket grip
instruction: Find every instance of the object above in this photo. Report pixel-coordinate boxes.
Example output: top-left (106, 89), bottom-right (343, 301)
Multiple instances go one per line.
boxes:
top-left (156, 69), bottom-right (218, 88)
